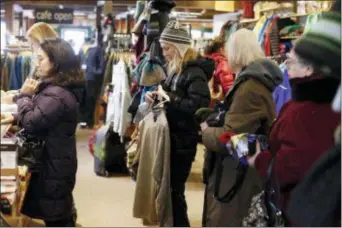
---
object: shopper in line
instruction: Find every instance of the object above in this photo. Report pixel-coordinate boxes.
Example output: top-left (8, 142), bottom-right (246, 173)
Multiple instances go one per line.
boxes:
top-left (204, 37), bottom-right (234, 104)
top-left (201, 28), bottom-right (283, 226)
top-left (1, 38), bottom-right (86, 227)
top-left (2, 22), bottom-right (78, 223)
top-left (145, 20), bottom-right (214, 227)
top-left (248, 11), bottom-right (341, 225)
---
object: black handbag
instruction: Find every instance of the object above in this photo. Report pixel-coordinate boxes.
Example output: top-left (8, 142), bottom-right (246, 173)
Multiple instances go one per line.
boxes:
top-left (242, 157), bottom-right (286, 227)
top-left (16, 130), bottom-right (45, 172)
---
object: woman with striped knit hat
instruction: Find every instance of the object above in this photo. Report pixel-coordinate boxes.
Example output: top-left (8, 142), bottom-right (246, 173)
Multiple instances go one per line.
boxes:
top-left (145, 20), bottom-right (215, 227)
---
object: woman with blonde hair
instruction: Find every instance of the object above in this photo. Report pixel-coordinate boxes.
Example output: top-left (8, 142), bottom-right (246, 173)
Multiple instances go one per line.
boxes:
top-left (26, 22), bottom-right (58, 78)
top-left (145, 20), bottom-right (214, 226)
top-left (3, 22), bottom-right (58, 101)
top-left (200, 28), bottom-right (283, 226)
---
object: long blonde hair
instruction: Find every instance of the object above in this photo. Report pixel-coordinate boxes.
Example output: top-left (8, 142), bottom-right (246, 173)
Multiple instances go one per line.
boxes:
top-left (26, 22), bottom-right (58, 44)
top-left (167, 48), bottom-right (199, 75)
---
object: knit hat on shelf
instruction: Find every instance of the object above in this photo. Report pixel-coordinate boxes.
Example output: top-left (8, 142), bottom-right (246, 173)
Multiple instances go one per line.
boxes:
top-left (140, 60), bottom-right (167, 86)
top-left (294, 11), bottom-right (341, 78)
top-left (160, 20), bottom-right (191, 58)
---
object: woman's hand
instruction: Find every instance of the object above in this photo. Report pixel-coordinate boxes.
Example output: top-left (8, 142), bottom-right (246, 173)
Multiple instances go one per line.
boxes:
top-left (145, 91), bottom-right (159, 104)
top-left (200, 121), bottom-right (209, 131)
top-left (2, 94), bottom-right (15, 104)
top-left (248, 140), bottom-right (262, 167)
top-left (1, 112), bottom-right (14, 125)
top-left (20, 79), bottom-right (40, 95)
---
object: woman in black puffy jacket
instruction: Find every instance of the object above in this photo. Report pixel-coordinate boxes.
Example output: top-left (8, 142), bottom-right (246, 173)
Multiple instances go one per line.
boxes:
top-left (146, 20), bottom-right (214, 226)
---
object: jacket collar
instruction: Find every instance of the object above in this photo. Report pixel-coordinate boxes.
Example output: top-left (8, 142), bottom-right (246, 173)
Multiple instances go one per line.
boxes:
top-left (290, 74), bottom-right (340, 103)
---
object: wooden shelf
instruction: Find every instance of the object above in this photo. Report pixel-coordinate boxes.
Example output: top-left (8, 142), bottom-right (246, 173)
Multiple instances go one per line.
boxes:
top-left (240, 18), bottom-right (259, 24)
top-left (280, 36), bottom-right (302, 40)
top-left (240, 13), bottom-right (309, 24)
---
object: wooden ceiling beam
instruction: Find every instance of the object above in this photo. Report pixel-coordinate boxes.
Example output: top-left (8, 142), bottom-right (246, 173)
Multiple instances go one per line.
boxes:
top-left (15, 0), bottom-right (97, 7)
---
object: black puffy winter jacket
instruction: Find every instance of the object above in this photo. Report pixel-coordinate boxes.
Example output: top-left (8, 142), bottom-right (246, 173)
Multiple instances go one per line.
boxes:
top-left (162, 57), bottom-right (214, 156)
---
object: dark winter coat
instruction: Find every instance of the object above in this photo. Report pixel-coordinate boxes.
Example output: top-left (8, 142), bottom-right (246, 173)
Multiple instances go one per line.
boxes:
top-left (162, 57), bottom-right (214, 159)
top-left (15, 79), bottom-right (85, 221)
top-left (254, 75), bottom-right (340, 223)
top-left (201, 59), bottom-right (283, 227)
top-left (287, 138), bottom-right (341, 227)
top-left (85, 46), bottom-right (105, 82)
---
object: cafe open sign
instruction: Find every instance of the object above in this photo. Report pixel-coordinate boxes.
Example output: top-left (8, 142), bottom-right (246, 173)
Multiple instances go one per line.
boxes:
top-left (35, 8), bottom-right (74, 24)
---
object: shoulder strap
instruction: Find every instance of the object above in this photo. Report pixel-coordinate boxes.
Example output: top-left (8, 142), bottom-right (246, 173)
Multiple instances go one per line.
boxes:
top-left (214, 154), bottom-right (248, 203)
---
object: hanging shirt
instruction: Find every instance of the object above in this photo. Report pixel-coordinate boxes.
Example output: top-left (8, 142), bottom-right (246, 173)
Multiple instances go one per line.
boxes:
top-left (273, 63), bottom-right (292, 115)
top-left (111, 59), bottom-right (132, 142)
top-left (133, 107), bottom-right (173, 226)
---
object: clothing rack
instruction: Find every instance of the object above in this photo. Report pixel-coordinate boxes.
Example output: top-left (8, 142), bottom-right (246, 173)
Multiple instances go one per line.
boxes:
top-left (3, 47), bottom-right (31, 53)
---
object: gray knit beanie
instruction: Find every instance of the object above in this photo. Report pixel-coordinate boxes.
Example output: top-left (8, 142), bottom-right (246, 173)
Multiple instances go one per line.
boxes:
top-left (160, 20), bottom-right (191, 58)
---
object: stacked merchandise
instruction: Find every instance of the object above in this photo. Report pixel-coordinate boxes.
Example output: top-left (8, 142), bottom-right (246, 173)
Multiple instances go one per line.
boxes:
top-left (0, 138), bottom-right (18, 217)
top-left (252, 14), bottom-right (304, 57)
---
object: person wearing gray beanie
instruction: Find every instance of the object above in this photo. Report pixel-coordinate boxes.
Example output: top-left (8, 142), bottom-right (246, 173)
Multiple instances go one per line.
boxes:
top-left (145, 20), bottom-right (215, 227)
top-left (159, 20), bottom-right (192, 58)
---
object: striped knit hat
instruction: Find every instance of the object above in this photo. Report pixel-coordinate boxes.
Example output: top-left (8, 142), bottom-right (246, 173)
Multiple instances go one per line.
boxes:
top-left (160, 20), bottom-right (191, 58)
top-left (294, 11), bottom-right (341, 78)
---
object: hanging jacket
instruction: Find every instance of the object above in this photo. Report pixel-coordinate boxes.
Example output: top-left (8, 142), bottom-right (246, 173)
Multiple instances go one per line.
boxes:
top-left (133, 107), bottom-right (172, 226)
top-left (85, 45), bottom-right (105, 82)
top-left (273, 63), bottom-right (292, 115)
top-left (206, 52), bottom-right (234, 95)
top-left (201, 59), bottom-right (283, 227)
top-left (111, 60), bottom-right (132, 142)
top-left (9, 56), bottom-right (20, 90)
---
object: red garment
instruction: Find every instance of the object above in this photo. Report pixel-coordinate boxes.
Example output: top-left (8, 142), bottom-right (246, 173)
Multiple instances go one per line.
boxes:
top-left (207, 53), bottom-right (234, 94)
top-left (254, 77), bottom-right (340, 217)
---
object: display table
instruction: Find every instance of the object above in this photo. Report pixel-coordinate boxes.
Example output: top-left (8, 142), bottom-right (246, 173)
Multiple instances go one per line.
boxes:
top-left (0, 125), bottom-right (31, 227)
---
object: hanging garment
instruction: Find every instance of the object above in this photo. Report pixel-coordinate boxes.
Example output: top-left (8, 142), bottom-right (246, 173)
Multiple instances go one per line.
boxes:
top-left (273, 63), bottom-right (292, 115)
top-left (133, 107), bottom-right (173, 227)
top-left (111, 59), bottom-right (132, 142)
top-left (253, 15), bottom-right (267, 41)
top-left (140, 59), bottom-right (167, 86)
top-left (132, 53), bottom-right (149, 86)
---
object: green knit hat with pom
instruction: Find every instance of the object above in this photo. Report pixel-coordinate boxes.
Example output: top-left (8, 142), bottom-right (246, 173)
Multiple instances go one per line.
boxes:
top-left (294, 11), bottom-right (341, 78)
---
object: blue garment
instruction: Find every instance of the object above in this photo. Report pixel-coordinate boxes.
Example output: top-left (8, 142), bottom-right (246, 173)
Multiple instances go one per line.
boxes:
top-left (17, 56), bottom-right (23, 87)
top-left (9, 57), bottom-right (21, 90)
top-left (140, 85), bottom-right (158, 103)
top-left (273, 63), bottom-right (292, 115)
top-left (85, 46), bottom-right (105, 82)
top-left (258, 16), bottom-right (273, 46)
